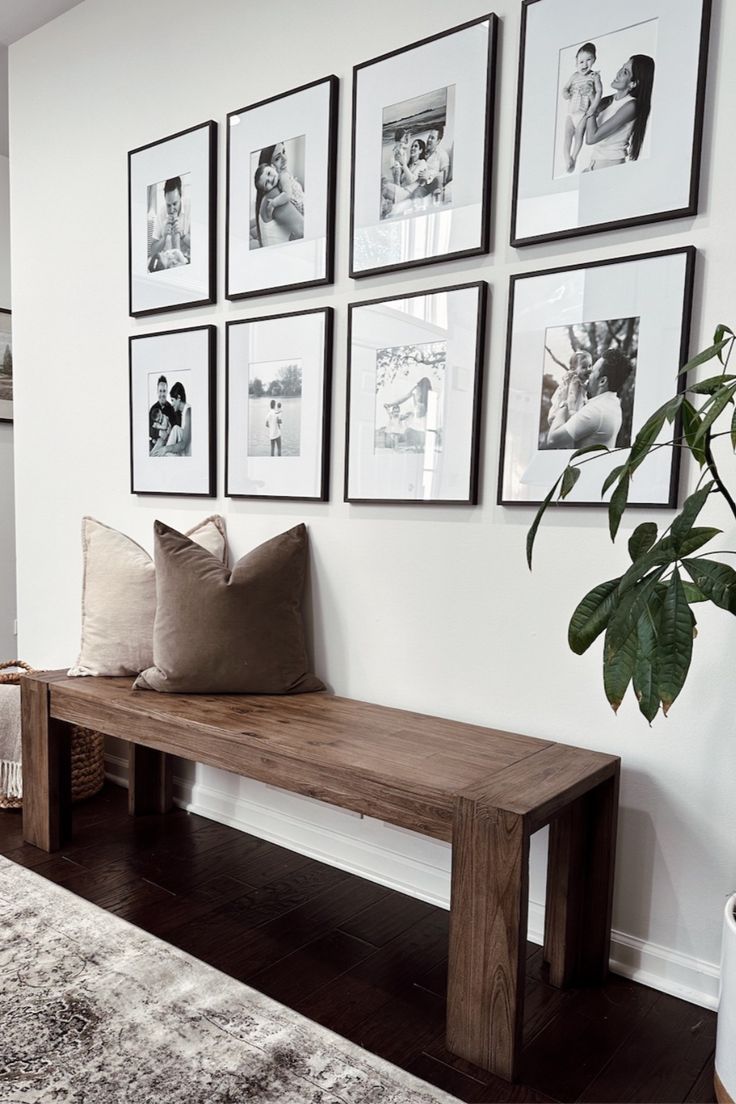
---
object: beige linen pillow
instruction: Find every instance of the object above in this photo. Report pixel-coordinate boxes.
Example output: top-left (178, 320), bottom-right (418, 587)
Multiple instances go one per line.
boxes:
top-left (68, 515), bottom-right (227, 678)
top-left (134, 521), bottom-right (324, 695)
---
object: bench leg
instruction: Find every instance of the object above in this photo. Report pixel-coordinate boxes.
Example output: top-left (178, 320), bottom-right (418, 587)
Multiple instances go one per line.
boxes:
top-left (447, 796), bottom-right (529, 1081)
top-left (128, 744), bottom-right (174, 816)
top-left (544, 770), bottom-right (619, 987)
top-left (21, 679), bottom-right (72, 852)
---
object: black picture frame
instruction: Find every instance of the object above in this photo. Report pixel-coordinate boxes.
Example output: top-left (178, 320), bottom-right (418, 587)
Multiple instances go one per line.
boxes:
top-left (349, 14), bottom-right (498, 279)
top-left (129, 324), bottom-right (216, 498)
top-left (225, 75), bottom-right (339, 301)
top-left (497, 246), bottom-right (696, 509)
top-left (345, 281), bottom-right (487, 505)
top-left (0, 309), bottom-right (13, 424)
top-left (510, 0), bottom-right (712, 247)
top-left (225, 306), bottom-right (333, 501)
top-left (128, 120), bottom-right (217, 318)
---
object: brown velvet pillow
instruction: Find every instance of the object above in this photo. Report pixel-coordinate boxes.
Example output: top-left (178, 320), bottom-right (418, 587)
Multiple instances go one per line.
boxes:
top-left (134, 521), bottom-right (324, 695)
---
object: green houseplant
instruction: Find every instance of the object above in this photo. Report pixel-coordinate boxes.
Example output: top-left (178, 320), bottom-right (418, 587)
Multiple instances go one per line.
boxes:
top-left (527, 324), bottom-right (736, 722)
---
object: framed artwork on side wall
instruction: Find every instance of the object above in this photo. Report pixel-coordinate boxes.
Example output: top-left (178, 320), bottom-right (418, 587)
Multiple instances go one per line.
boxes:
top-left (511, 0), bottom-right (712, 246)
top-left (226, 307), bottom-right (333, 500)
top-left (129, 325), bottom-right (216, 497)
top-left (128, 121), bottom-right (217, 317)
top-left (497, 247), bottom-right (696, 507)
top-left (350, 14), bottom-right (498, 278)
top-left (226, 76), bottom-right (338, 300)
top-left (0, 310), bottom-right (12, 423)
top-left (346, 282), bottom-right (487, 504)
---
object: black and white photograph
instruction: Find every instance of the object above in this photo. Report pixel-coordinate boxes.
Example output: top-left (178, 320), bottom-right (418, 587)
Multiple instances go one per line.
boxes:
top-left (147, 173), bottom-right (192, 271)
top-left (346, 283), bottom-right (486, 504)
top-left (379, 88), bottom-right (454, 221)
top-left (129, 121), bottom-right (216, 317)
top-left (351, 15), bottom-right (497, 277)
top-left (538, 317), bottom-right (639, 451)
top-left (248, 359), bottom-right (302, 457)
top-left (227, 308), bottom-right (332, 500)
top-left (227, 77), bottom-right (337, 299)
top-left (129, 326), bottom-right (215, 497)
top-left (0, 310), bottom-right (12, 423)
top-left (249, 137), bottom-right (306, 249)
top-left (511, 0), bottom-right (711, 245)
top-left (497, 248), bottom-right (695, 508)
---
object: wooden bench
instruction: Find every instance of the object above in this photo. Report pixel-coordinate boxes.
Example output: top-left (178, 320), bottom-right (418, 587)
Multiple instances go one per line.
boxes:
top-left (20, 670), bottom-right (620, 1082)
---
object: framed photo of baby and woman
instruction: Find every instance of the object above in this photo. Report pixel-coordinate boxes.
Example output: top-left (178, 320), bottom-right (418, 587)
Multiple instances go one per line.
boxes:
top-left (511, 0), bottom-right (712, 246)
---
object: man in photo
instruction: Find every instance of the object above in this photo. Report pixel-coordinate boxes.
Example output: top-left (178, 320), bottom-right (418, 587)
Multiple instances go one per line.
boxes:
top-left (546, 347), bottom-right (632, 449)
top-left (149, 176), bottom-right (191, 270)
top-left (414, 126), bottom-right (450, 200)
top-left (149, 375), bottom-right (174, 452)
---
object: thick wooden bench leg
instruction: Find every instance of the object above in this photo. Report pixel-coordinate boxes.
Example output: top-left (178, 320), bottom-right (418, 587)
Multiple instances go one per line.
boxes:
top-left (447, 794), bottom-right (529, 1082)
top-left (21, 678), bottom-right (72, 851)
top-left (544, 769), bottom-right (619, 987)
top-left (128, 744), bottom-right (174, 815)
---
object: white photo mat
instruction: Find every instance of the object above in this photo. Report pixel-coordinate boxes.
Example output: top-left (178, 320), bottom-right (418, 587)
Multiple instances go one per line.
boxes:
top-left (498, 249), bottom-right (694, 506)
top-left (129, 122), bottom-right (215, 315)
top-left (227, 311), bottom-right (330, 499)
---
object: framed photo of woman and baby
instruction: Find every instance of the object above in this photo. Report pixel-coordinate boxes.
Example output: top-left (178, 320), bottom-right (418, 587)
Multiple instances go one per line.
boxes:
top-left (511, 0), bottom-right (712, 246)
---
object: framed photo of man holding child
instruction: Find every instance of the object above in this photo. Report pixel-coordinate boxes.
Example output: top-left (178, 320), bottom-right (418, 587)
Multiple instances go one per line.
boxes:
top-left (226, 76), bottom-right (338, 300)
top-left (0, 310), bottom-right (12, 423)
top-left (497, 248), bottom-right (696, 507)
top-left (129, 326), bottom-right (216, 497)
top-left (511, 0), bottom-right (712, 246)
top-left (226, 308), bottom-right (333, 500)
top-left (345, 283), bottom-right (486, 504)
top-left (128, 121), bottom-right (217, 316)
top-left (350, 15), bottom-right (498, 278)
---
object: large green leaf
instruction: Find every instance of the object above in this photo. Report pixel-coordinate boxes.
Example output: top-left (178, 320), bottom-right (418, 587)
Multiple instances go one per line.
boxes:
top-left (560, 465), bottom-right (581, 500)
top-left (678, 337), bottom-right (731, 376)
top-left (681, 581), bottom-right (707, 603)
top-left (570, 444), bottom-right (610, 462)
top-left (633, 592), bottom-right (665, 723)
top-left (664, 394), bottom-right (684, 424)
top-left (628, 523), bottom-right (658, 562)
top-left (681, 400), bottom-right (706, 467)
top-left (628, 408), bottom-right (668, 473)
top-left (670, 483), bottom-right (715, 552)
top-left (603, 618), bottom-right (638, 714)
top-left (713, 325), bottom-right (734, 363)
top-left (609, 472), bottom-right (630, 541)
top-left (731, 406), bottom-right (736, 451)
top-left (692, 383), bottom-right (736, 445)
top-left (657, 568), bottom-right (695, 716)
top-left (601, 463), bottom-right (628, 497)
top-left (568, 577), bottom-right (622, 655)
top-left (688, 374), bottom-right (736, 395)
top-left (682, 558), bottom-right (736, 614)
top-left (607, 571), bottom-right (666, 657)
top-left (526, 474), bottom-right (563, 570)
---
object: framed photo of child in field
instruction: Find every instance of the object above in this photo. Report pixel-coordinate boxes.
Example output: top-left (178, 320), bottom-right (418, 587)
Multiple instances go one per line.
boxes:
top-left (511, 0), bottom-right (712, 246)
top-left (497, 248), bottom-right (696, 507)
top-left (0, 310), bottom-right (12, 423)
top-left (226, 77), bottom-right (338, 300)
top-left (350, 15), bottom-right (498, 278)
top-left (226, 308), bottom-right (333, 500)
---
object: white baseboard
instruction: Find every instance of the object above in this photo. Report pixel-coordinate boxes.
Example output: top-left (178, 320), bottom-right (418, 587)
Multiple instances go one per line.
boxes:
top-left (104, 753), bottom-right (720, 1011)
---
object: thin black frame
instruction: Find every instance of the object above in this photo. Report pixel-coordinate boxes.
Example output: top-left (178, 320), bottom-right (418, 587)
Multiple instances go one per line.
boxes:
top-left (496, 245), bottom-right (697, 509)
top-left (225, 306), bottom-right (334, 501)
top-left (225, 76), bottom-right (339, 302)
top-left (349, 14), bottom-right (498, 280)
top-left (128, 120), bottom-right (217, 318)
top-left (510, 0), bottom-right (712, 248)
top-left (345, 281), bottom-right (487, 505)
top-left (129, 324), bottom-right (217, 498)
top-left (0, 309), bottom-right (12, 424)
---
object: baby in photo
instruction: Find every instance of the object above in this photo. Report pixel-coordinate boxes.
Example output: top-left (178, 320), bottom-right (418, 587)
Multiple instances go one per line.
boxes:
top-left (561, 42), bottom-right (602, 172)
top-left (547, 350), bottom-right (593, 424)
top-left (391, 128), bottom-right (411, 183)
top-left (258, 161), bottom-right (304, 220)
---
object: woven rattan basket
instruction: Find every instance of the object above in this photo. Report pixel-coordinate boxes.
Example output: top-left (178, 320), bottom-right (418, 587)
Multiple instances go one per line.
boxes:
top-left (0, 661), bottom-right (105, 810)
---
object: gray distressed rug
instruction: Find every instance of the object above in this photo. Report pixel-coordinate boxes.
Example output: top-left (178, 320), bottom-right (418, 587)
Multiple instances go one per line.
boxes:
top-left (0, 855), bottom-right (457, 1103)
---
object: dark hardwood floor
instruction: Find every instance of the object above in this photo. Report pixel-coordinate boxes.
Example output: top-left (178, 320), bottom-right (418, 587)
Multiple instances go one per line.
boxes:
top-left (0, 784), bottom-right (717, 1103)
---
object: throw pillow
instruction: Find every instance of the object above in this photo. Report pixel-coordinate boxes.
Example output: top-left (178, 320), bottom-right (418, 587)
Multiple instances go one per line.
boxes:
top-left (134, 521), bottom-right (324, 695)
top-left (68, 515), bottom-right (227, 678)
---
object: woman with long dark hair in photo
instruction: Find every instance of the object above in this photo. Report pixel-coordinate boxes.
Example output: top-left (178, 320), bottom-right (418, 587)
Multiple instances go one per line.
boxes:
top-left (583, 54), bottom-right (655, 171)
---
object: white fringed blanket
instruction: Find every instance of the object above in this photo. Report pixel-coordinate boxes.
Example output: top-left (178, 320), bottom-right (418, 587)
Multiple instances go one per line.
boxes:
top-left (0, 682), bottom-right (22, 799)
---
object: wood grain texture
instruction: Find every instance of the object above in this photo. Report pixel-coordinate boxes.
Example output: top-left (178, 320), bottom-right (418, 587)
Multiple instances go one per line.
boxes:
top-left (20, 677), bottom-right (71, 851)
top-left (128, 744), bottom-right (173, 816)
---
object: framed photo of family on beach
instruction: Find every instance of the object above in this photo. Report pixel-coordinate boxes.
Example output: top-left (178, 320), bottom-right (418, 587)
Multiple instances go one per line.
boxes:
top-left (226, 76), bottom-right (338, 300)
top-left (511, 0), bottom-right (712, 246)
top-left (345, 283), bottom-right (486, 504)
top-left (128, 121), bottom-right (217, 316)
top-left (497, 247), bottom-right (696, 508)
top-left (226, 308), bottom-right (333, 500)
top-left (349, 15), bottom-right (497, 278)
top-left (129, 325), bottom-right (216, 497)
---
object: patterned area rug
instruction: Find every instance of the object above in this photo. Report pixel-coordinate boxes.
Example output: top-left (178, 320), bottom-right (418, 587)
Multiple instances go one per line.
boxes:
top-left (0, 855), bottom-right (457, 1103)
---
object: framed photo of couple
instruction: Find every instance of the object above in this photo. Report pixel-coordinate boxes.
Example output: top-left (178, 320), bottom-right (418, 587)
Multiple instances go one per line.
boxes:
top-left (226, 76), bottom-right (338, 300)
top-left (497, 247), bottom-right (696, 508)
top-left (511, 0), bottom-right (712, 246)
top-left (129, 326), bottom-right (216, 497)
top-left (350, 14), bottom-right (498, 278)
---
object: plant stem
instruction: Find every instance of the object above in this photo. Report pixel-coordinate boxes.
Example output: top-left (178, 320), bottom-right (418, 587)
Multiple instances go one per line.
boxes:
top-left (704, 429), bottom-right (736, 520)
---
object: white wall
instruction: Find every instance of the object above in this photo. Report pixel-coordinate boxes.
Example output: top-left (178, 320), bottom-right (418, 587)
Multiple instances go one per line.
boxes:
top-left (9, 0), bottom-right (736, 1007)
top-left (0, 153), bottom-right (14, 659)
